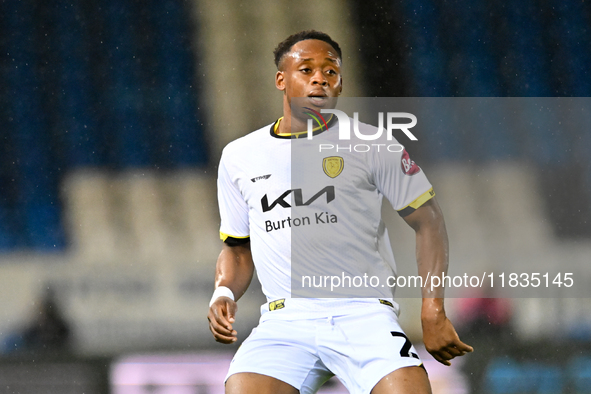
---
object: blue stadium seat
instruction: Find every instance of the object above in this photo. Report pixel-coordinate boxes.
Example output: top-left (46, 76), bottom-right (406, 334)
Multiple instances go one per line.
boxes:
top-left (523, 362), bottom-right (564, 394)
top-left (484, 357), bottom-right (528, 393)
top-left (52, 1), bottom-right (100, 167)
top-left (0, 0), bottom-right (209, 252)
top-left (397, 0), bottom-right (464, 162)
top-left (485, 358), bottom-right (565, 394)
top-left (149, 0), bottom-right (208, 168)
top-left (569, 356), bottom-right (591, 393)
top-left (102, 0), bottom-right (151, 168)
top-left (398, 0), bottom-right (452, 97)
top-left (2, 0), bottom-right (66, 250)
top-left (501, 3), bottom-right (553, 97)
top-left (0, 206), bottom-right (16, 250)
top-left (546, 0), bottom-right (591, 96)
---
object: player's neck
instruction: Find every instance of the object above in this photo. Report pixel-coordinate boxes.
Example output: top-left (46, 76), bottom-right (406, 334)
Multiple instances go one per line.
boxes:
top-left (276, 112), bottom-right (308, 136)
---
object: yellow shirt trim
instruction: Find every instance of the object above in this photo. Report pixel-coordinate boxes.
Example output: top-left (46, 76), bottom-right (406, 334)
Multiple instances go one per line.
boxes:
top-left (273, 117), bottom-right (283, 134)
top-left (398, 188), bottom-right (435, 212)
top-left (220, 232), bottom-right (250, 242)
top-left (274, 115), bottom-right (333, 137)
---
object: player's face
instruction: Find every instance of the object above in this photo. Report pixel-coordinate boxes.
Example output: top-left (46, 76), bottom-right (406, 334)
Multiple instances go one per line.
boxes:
top-left (276, 39), bottom-right (342, 114)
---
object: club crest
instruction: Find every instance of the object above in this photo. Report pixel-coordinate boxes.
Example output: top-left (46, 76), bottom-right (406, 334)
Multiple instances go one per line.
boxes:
top-left (322, 156), bottom-right (344, 178)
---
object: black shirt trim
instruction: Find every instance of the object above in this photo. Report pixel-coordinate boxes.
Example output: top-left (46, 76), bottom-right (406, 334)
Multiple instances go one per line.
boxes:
top-left (269, 114), bottom-right (338, 139)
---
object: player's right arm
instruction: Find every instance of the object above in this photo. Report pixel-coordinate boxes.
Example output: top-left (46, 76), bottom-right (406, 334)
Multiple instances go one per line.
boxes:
top-left (207, 241), bottom-right (254, 344)
top-left (213, 146), bottom-right (253, 343)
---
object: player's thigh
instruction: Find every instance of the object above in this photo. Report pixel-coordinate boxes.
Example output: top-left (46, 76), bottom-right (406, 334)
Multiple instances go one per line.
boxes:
top-left (226, 318), bottom-right (330, 393)
top-left (320, 306), bottom-right (425, 393)
top-left (226, 372), bottom-right (300, 394)
top-left (370, 366), bottom-right (432, 394)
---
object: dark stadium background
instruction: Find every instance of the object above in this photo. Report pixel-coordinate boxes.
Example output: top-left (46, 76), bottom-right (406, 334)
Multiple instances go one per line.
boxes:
top-left (1, 0), bottom-right (590, 393)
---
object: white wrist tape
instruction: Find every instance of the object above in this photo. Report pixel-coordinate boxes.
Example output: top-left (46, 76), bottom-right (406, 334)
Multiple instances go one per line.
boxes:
top-left (209, 286), bottom-right (235, 307)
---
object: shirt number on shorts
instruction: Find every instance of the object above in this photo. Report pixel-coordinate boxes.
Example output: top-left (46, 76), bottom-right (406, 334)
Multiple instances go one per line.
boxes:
top-left (390, 331), bottom-right (419, 359)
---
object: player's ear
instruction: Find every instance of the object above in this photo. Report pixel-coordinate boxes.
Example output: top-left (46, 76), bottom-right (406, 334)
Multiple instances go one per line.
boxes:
top-left (338, 76), bottom-right (343, 95)
top-left (276, 71), bottom-right (285, 91)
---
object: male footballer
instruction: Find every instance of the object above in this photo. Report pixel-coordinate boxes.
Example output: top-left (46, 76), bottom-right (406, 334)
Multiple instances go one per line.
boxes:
top-left (208, 30), bottom-right (473, 394)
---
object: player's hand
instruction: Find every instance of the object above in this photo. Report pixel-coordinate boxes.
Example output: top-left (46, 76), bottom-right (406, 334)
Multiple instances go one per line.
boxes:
top-left (421, 308), bottom-right (473, 366)
top-left (207, 296), bottom-right (238, 344)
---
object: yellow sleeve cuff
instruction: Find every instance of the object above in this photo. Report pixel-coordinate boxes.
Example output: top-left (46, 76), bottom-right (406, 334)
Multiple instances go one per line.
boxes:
top-left (397, 188), bottom-right (435, 217)
top-left (220, 232), bottom-right (250, 242)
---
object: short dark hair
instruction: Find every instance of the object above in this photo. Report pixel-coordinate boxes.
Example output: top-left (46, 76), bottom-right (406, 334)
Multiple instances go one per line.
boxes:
top-left (273, 30), bottom-right (342, 69)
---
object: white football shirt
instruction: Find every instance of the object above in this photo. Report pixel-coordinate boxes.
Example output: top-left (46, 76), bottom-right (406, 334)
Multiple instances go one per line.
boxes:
top-left (217, 118), bottom-right (433, 318)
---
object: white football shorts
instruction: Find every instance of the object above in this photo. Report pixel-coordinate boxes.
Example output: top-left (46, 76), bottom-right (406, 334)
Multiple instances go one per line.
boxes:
top-left (226, 301), bottom-right (424, 394)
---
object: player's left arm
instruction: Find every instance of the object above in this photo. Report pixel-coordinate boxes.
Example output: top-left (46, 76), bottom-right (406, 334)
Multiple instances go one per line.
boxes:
top-left (403, 197), bottom-right (473, 366)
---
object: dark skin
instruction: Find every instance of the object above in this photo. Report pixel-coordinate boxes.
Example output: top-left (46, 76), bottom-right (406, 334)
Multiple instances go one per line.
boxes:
top-left (207, 242), bottom-right (253, 344)
top-left (208, 39), bottom-right (472, 394)
top-left (274, 39), bottom-right (342, 134)
top-left (403, 198), bottom-right (474, 367)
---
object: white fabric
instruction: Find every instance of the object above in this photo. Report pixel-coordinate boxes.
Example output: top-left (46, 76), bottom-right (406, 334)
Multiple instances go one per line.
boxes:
top-left (217, 119), bottom-right (433, 305)
top-left (226, 302), bottom-right (423, 394)
top-left (209, 286), bottom-right (235, 307)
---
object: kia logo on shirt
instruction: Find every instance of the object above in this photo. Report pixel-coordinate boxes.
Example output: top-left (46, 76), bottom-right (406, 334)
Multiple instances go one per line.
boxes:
top-left (261, 186), bottom-right (335, 212)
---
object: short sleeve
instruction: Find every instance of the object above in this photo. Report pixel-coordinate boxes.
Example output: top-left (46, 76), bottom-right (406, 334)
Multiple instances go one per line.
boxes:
top-left (370, 146), bottom-right (434, 217)
top-left (217, 152), bottom-right (250, 241)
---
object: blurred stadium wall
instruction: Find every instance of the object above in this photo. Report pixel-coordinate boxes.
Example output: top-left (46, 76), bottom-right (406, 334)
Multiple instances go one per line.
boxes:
top-left (194, 0), bottom-right (364, 157)
top-left (0, 0), bottom-right (362, 355)
top-left (1, 0), bottom-right (591, 392)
